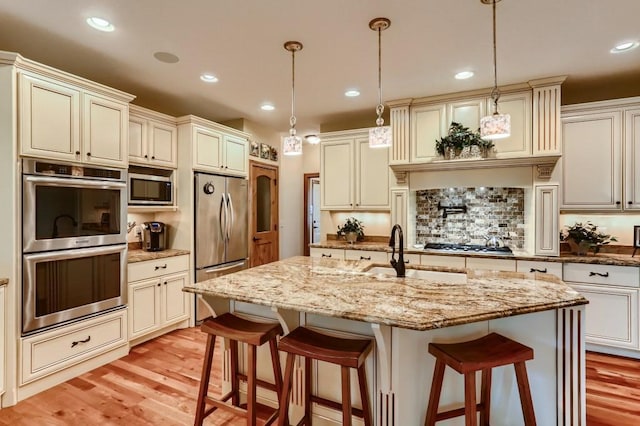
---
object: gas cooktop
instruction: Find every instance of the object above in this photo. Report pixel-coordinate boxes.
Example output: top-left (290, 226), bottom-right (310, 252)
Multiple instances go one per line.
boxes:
top-left (424, 243), bottom-right (514, 256)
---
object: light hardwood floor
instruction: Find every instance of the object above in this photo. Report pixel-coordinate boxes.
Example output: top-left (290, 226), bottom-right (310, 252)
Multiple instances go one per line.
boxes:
top-left (1, 327), bottom-right (639, 425)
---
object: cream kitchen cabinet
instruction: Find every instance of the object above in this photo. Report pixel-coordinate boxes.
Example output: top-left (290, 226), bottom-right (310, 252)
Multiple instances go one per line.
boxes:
top-left (309, 247), bottom-right (345, 259)
top-left (320, 130), bottom-right (390, 210)
top-left (624, 107), bottom-right (640, 210)
top-left (344, 249), bottom-right (388, 262)
top-left (128, 255), bottom-right (191, 344)
top-left (465, 257), bottom-right (516, 272)
top-left (420, 254), bottom-right (465, 268)
top-left (179, 116), bottom-right (249, 177)
top-left (128, 105), bottom-right (177, 168)
top-left (0, 285), bottom-right (4, 397)
top-left (19, 71), bottom-right (131, 168)
top-left (516, 260), bottom-right (563, 279)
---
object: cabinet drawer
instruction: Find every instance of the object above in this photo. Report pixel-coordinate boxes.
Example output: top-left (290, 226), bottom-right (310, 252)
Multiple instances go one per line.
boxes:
top-left (421, 255), bottom-right (466, 268)
top-left (128, 254), bottom-right (189, 282)
top-left (21, 309), bottom-right (127, 384)
top-left (466, 257), bottom-right (516, 272)
top-left (563, 263), bottom-right (639, 287)
top-left (345, 249), bottom-right (387, 262)
top-left (516, 260), bottom-right (563, 279)
top-left (309, 248), bottom-right (344, 259)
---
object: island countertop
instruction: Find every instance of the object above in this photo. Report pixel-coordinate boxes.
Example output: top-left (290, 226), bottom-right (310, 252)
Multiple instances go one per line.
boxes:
top-left (183, 256), bottom-right (587, 331)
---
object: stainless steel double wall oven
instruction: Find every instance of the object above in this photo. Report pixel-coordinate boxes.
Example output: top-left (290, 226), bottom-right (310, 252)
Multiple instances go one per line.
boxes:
top-left (22, 159), bottom-right (128, 335)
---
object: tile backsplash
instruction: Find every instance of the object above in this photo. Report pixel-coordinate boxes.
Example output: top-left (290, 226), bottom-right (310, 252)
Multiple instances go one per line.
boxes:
top-left (415, 187), bottom-right (525, 248)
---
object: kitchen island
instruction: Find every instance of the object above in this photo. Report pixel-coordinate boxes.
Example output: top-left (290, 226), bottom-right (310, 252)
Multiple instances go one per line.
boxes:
top-left (183, 256), bottom-right (588, 425)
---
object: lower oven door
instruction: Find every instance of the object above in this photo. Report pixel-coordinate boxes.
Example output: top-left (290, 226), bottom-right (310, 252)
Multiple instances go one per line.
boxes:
top-left (22, 244), bottom-right (127, 335)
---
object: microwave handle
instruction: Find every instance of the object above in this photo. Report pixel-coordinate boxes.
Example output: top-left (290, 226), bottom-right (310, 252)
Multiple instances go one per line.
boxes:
top-left (25, 175), bottom-right (126, 189)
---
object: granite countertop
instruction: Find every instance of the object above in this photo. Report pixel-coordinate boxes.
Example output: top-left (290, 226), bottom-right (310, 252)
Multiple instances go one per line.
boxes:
top-left (183, 256), bottom-right (587, 331)
top-left (310, 242), bottom-right (640, 267)
top-left (0, 278), bottom-right (8, 286)
top-left (128, 248), bottom-right (190, 263)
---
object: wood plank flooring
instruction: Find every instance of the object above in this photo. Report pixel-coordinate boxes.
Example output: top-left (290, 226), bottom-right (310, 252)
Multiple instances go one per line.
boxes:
top-left (1, 327), bottom-right (639, 425)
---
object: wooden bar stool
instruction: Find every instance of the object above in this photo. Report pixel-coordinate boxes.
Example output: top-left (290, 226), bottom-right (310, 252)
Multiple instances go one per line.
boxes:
top-left (194, 313), bottom-right (284, 426)
top-left (277, 327), bottom-right (373, 426)
top-left (425, 332), bottom-right (536, 426)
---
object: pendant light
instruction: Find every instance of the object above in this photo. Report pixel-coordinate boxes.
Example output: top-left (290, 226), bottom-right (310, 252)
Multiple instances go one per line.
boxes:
top-left (479, 0), bottom-right (511, 140)
top-left (368, 18), bottom-right (392, 148)
top-left (283, 41), bottom-right (303, 156)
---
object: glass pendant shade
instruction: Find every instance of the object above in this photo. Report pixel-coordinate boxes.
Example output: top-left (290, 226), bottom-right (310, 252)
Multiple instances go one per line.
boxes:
top-left (480, 112), bottom-right (511, 140)
top-left (369, 125), bottom-right (392, 148)
top-left (283, 134), bottom-right (302, 156)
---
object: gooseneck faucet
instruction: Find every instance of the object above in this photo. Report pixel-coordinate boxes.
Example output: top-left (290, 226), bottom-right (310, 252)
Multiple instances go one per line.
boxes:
top-left (389, 224), bottom-right (405, 277)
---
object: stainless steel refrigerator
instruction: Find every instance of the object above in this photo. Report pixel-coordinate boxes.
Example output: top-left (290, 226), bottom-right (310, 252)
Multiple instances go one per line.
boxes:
top-left (194, 172), bottom-right (248, 320)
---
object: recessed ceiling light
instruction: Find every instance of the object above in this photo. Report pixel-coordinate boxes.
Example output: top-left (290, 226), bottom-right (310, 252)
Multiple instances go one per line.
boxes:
top-left (345, 90), bottom-right (360, 97)
top-left (200, 73), bottom-right (218, 83)
top-left (455, 71), bottom-right (474, 80)
top-left (305, 135), bottom-right (321, 144)
top-left (611, 41), bottom-right (639, 53)
top-left (153, 51), bottom-right (180, 64)
top-left (86, 17), bottom-right (114, 32)
top-left (261, 104), bottom-right (275, 111)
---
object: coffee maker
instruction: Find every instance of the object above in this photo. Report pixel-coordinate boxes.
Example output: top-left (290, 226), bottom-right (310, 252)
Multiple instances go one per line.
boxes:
top-left (141, 222), bottom-right (168, 251)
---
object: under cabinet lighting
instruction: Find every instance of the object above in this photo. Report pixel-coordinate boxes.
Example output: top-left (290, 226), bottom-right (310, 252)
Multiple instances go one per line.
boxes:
top-left (261, 104), bottom-right (275, 111)
top-left (455, 71), bottom-right (474, 80)
top-left (345, 90), bottom-right (360, 97)
top-left (86, 17), bottom-right (114, 32)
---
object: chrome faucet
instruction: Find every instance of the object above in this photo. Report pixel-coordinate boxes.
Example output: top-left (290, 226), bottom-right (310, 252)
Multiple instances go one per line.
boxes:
top-left (389, 224), bottom-right (405, 278)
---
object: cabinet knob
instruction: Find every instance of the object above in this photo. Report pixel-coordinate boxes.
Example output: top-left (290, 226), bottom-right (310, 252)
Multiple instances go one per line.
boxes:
top-left (321, 253), bottom-right (332, 258)
top-left (164, 281), bottom-right (167, 285)
top-left (629, 201), bottom-right (633, 205)
top-left (151, 156), bottom-right (155, 160)
top-left (75, 150), bottom-right (80, 155)
top-left (616, 201), bottom-right (621, 205)
top-left (86, 152), bottom-right (91, 157)
top-left (157, 283), bottom-right (161, 287)
top-left (144, 155), bottom-right (148, 159)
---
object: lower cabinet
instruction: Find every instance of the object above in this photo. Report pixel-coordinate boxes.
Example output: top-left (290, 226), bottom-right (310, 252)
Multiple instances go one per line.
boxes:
top-left (516, 260), bottom-right (563, 279)
top-left (344, 249), bottom-right (387, 262)
top-left (128, 255), bottom-right (191, 343)
top-left (309, 247), bottom-right (345, 259)
top-left (0, 285), bottom-right (5, 396)
top-left (466, 257), bottom-right (516, 272)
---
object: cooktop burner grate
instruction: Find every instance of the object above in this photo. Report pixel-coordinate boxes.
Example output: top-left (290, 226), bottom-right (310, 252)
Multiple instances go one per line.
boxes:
top-left (424, 243), bottom-right (513, 256)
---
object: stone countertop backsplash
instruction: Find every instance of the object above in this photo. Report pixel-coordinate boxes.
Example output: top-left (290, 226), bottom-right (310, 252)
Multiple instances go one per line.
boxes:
top-left (128, 248), bottom-right (190, 263)
top-left (309, 241), bottom-right (640, 267)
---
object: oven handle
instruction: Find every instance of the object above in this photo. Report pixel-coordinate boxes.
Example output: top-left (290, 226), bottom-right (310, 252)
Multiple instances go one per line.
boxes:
top-left (23, 244), bottom-right (126, 262)
top-left (25, 175), bottom-right (126, 189)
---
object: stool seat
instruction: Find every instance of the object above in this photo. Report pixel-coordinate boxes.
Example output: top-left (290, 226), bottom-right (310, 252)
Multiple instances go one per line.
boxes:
top-left (277, 327), bottom-right (373, 426)
top-left (201, 312), bottom-right (283, 346)
top-left (278, 326), bottom-right (373, 369)
top-left (428, 332), bottom-right (534, 374)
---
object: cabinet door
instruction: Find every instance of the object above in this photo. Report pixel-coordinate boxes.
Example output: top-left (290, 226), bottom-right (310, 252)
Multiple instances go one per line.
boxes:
top-left (466, 257), bottom-right (516, 272)
top-left (624, 108), bottom-right (640, 210)
top-left (489, 91), bottom-right (532, 158)
top-left (355, 137), bottom-right (390, 209)
top-left (128, 115), bottom-right (148, 164)
top-left (344, 249), bottom-right (388, 262)
top-left (309, 248), bottom-right (344, 259)
top-left (411, 103), bottom-right (447, 162)
top-left (83, 94), bottom-right (128, 168)
top-left (516, 260), bottom-right (563, 279)
top-left (447, 99), bottom-right (485, 131)
top-left (19, 72), bottom-right (81, 162)
top-left (162, 272), bottom-right (190, 324)
top-left (534, 185), bottom-right (559, 256)
top-left (0, 286), bottom-right (4, 395)
top-left (223, 135), bottom-right (248, 176)
top-left (148, 120), bottom-right (178, 168)
top-left (320, 139), bottom-right (354, 210)
top-left (129, 278), bottom-right (161, 338)
top-left (571, 283), bottom-right (639, 349)
top-left (561, 110), bottom-right (622, 210)
top-left (192, 126), bottom-right (222, 171)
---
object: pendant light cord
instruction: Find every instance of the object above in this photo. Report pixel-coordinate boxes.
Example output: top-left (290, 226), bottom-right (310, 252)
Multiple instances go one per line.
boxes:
top-left (376, 26), bottom-right (385, 125)
top-left (290, 49), bottom-right (296, 131)
top-left (491, 0), bottom-right (500, 113)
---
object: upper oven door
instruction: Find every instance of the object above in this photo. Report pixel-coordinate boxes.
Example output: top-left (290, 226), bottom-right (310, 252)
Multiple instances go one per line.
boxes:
top-left (23, 175), bottom-right (127, 253)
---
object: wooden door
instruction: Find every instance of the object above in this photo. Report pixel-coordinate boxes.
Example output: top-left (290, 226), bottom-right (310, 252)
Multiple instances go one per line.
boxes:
top-left (249, 161), bottom-right (279, 267)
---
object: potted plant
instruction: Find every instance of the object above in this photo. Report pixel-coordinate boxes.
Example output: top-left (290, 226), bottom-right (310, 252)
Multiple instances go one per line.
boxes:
top-left (337, 217), bottom-right (365, 244)
top-left (560, 221), bottom-right (617, 255)
top-left (435, 122), bottom-right (494, 159)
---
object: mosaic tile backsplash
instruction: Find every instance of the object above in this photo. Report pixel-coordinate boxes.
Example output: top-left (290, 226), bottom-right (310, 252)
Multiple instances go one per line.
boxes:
top-left (415, 187), bottom-right (525, 249)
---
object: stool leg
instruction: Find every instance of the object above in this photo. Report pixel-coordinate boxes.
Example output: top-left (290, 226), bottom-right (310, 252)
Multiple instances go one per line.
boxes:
top-left (304, 357), bottom-right (311, 425)
top-left (341, 366), bottom-right (352, 426)
top-left (480, 368), bottom-right (492, 426)
top-left (514, 362), bottom-right (537, 426)
top-left (464, 372), bottom-right (476, 426)
top-left (194, 333), bottom-right (216, 426)
top-left (247, 344), bottom-right (257, 426)
top-left (269, 338), bottom-right (284, 399)
top-left (277, 353), bottom-right (296, 426)
top-left (357, 364), bottom-right (373, 426)
top-left (425, 359), bottom-right (446, 426)
top-left (230, 339), bottom-right (240, 406)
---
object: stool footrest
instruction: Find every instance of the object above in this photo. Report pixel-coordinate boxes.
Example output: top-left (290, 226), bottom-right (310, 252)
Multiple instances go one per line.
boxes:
top-left (310, 394), bottom-right (365, 419)
top-left (204, 395), bottom-right (246, 418)
top-left (436, 403), bottom-right (484, 421)
top-left (237, 373), bottom-right (278, 393)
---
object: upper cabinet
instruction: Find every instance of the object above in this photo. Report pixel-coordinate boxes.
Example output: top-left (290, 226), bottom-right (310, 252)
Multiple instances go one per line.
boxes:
top-left (320, 129), bottom-right (390, 211)
top-left (177, 115), bottom-right (250, 177)
top-left (129, 105), bottom-right (177, 169)
top-left (18, 69), bottom-right (133, 168)
top-left (560, 97), bottom-right (640, 211)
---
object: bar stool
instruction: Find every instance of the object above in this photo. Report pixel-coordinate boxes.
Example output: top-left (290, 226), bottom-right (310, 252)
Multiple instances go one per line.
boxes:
top-left (425, 332), bottom-right (536, 426)
top-left (277, 327), bottom-right (373, 426)
top-left (194, 313), bottom-right (284, 426)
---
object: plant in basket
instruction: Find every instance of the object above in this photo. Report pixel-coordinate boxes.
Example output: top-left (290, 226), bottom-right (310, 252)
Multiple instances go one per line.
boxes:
top-left (337, 217), bottom-right (365, 244)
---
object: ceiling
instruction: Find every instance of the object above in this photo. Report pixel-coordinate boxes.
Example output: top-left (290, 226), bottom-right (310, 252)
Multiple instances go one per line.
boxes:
top-left (1, 0), bottom-right (639, 137)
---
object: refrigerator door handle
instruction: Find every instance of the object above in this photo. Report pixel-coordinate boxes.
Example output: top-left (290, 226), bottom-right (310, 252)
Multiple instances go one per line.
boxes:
top-left (227, 192), bottom-right (235, 243)
top-left (219, 193), bottom-right (226, 241)
top-left (203, 259), bottom-right (246, 273)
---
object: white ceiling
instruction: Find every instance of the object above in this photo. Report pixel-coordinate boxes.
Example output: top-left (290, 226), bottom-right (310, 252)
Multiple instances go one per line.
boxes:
top-left (0, 0), bottom-right (639, 136)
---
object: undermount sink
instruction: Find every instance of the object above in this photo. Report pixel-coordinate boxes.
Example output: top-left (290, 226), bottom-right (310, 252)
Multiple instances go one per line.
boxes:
top-left (366, 267), bottom-right (468, 284)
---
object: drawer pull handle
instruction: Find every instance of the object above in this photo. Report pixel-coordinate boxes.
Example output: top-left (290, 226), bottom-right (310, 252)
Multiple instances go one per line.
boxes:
top-left (530, 268), bottom-right (548, 273)
top-left (321, 253), bottom-right (332, 258)
top-left (404, 259), bottom-right (410, 264)
top-left (155, 264), bottom-right (168, 270)
top-left (360, 256), bottom-right (371, 260)
top-left (71, 336), bottom-right (91, 348)
top-left (589, 272), bottom-right (609, 277)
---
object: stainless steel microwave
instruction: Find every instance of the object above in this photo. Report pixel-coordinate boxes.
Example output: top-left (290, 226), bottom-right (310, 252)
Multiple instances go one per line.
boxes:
top-left (128, 170), bottom-right (173, 205)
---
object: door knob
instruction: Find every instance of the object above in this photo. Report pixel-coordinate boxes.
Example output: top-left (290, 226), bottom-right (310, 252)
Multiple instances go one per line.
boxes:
top-left (252, 236), bottom-right (261, 241)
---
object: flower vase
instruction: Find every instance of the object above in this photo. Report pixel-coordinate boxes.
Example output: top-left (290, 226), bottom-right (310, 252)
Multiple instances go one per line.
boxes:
top-left (345, 232), bottom-right (358, 244)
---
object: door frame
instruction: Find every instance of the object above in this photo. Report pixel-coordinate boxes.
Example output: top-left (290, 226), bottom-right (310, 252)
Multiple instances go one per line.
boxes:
top-left (303, 172), bottom-right (320, 256)
top-left (249, 160), bottom-right (279, 266)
